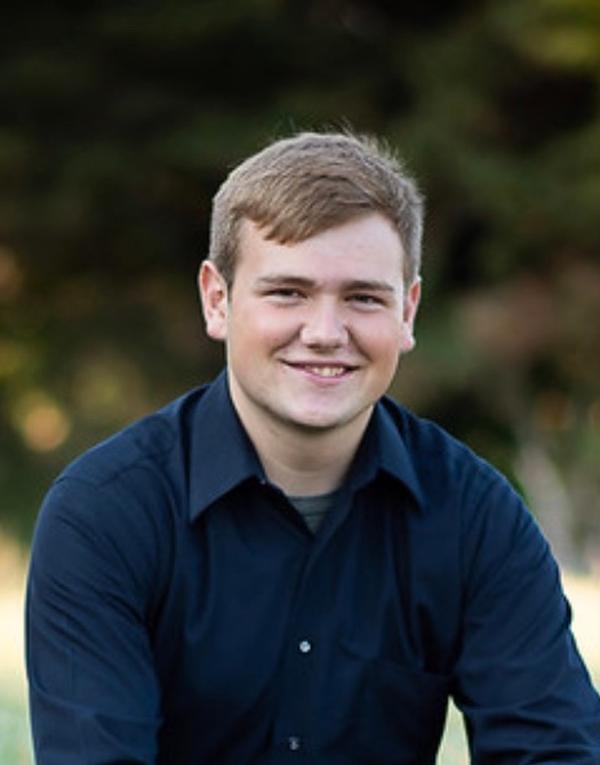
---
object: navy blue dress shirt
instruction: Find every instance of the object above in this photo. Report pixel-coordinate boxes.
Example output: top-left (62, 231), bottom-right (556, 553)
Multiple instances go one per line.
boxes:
top-left (27, 370), bottom-right (600, 764)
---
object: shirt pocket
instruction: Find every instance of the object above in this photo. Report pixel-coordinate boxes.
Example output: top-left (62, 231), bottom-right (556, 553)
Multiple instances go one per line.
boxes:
top-left (339, 639), bottom-right (451, 764)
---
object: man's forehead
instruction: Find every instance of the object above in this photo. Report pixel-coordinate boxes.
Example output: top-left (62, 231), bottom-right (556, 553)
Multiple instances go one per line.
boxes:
top-left (233, 216), bottom-right (405, 289)
top-left (238, 213), bottom-right (403, 252)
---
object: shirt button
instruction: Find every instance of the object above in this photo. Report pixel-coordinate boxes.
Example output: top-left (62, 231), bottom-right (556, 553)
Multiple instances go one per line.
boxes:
top-left (288, 736), bottom-right (302, 751)
top-left (298, 639), bottom-right (312, 654)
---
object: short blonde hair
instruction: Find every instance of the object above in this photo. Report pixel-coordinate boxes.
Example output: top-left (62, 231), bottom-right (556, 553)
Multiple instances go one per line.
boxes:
top-left (209, 131), bottom-right (424, 286)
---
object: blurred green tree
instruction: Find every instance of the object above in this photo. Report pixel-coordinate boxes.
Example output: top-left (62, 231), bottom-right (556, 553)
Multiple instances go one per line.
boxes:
top-left (0, 0), bottom-right (599, 559)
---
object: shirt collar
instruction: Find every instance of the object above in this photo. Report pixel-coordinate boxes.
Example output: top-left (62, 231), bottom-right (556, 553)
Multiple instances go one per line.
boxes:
top-left (188, 371), bottom-right (424, 522)
top-left (370, 399), bottom-right (425, 510)
top-left (188, 370), bottom-right (266, 522)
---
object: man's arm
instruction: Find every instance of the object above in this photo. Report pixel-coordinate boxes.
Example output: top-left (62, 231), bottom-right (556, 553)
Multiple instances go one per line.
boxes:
top-left (26, 476), bottom-right (164, 764)
top-left (453, 477), bottom-right (600, 763)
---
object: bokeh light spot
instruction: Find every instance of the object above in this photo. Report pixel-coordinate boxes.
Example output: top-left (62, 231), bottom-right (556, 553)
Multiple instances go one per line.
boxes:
top-left (12, 393), bottom-right (71, 452)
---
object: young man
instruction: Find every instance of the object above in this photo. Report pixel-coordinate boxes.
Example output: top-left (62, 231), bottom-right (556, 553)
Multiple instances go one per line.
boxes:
top-left (27, 131), bottom-right (600, 764)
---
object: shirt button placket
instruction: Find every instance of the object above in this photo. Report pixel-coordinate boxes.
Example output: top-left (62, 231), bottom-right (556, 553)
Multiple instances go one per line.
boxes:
top-left (280, 640), bottom-right (312, 753)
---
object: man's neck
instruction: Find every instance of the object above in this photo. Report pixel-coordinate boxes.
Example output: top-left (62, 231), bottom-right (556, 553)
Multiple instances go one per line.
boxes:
top-left (257, 433), bottom-right (357, 496)
top-left (234, 405), bottom-right (372, 497)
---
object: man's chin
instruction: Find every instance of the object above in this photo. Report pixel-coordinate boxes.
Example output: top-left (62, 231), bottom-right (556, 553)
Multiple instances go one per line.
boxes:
top-left (280, 407), bottom-right (370, 436)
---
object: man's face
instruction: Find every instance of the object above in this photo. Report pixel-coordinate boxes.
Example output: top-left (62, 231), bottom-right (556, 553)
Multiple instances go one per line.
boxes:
top-left (200, 213), bottom-right (420, 441)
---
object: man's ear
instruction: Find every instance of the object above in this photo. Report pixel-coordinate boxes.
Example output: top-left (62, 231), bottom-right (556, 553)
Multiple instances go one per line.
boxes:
top-left (399, 276), bottom-right (421, 353)
top-left (198, 260), bottom-right (229, 341)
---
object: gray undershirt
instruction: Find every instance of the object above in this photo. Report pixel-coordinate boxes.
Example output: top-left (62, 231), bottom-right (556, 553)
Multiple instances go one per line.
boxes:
top-left (287, 491), bottom-right (338, 533)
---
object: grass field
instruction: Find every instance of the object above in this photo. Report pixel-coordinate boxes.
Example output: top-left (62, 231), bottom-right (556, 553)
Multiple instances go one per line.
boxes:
top-left (1, 532), bottom-right (598, 764)
top-left (0, 536), bottom-right (32, 764)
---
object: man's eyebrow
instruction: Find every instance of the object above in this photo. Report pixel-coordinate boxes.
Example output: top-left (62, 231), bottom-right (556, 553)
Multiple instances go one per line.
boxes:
top-left (343, 279), bottom-right (395, 293)
top-left (255, 275), bottom-right (396, 292)
top-left (255, 275), bottom-right (316, 288)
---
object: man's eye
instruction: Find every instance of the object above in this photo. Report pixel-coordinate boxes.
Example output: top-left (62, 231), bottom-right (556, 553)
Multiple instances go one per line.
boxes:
top-left (267, 288), bottom-right (303, 299)
top-left (349, 294), bottom-right (383, 306)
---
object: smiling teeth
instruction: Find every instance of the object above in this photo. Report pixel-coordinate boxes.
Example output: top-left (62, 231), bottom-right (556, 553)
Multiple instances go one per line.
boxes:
top-left (306, 365), bottom-right (346, 377)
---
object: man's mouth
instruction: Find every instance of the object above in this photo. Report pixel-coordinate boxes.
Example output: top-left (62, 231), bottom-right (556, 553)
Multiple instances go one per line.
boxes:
top-left (285, 362), bottom-right (356, 379)
top-left (306, 365), bottom-right (347, 378)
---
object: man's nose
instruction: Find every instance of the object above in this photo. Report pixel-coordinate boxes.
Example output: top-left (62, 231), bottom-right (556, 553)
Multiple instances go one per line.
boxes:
top-left (300, 300), bottom-right (349, 348)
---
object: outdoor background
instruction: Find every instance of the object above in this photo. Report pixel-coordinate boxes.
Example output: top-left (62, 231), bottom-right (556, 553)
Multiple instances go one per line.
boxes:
top-left (1, 0), bottom-right (599, 762)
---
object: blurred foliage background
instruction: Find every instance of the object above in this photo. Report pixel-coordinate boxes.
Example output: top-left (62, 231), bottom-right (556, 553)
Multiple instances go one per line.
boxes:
top-left (1, 0), bottom-right (599, 566)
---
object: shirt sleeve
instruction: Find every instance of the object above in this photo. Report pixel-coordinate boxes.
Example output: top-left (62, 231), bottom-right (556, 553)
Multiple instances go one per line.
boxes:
top-left (453, 475), bottom-right (600, 763)
top-left (26, 475), bottom-right (166, 764)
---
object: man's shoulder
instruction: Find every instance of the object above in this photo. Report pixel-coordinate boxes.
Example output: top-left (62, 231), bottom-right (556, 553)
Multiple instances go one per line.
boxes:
top-left (33, 384), bottom-right (212, 547)
top-left (380, 396), bottom-right (487, 468)
top-left (59, 384), bottom-right (208, 490)
top-left (379, 396), bottom-right (515, 508)
top-left (378, 398), bottom-right (534, 571)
